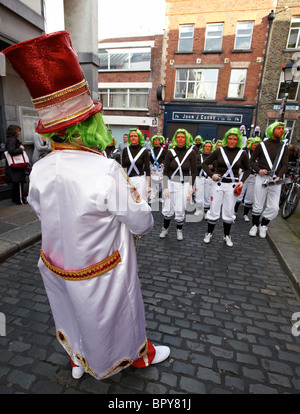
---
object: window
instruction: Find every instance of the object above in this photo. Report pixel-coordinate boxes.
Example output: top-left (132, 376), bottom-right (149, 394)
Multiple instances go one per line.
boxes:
top-left (234, 21), bottom-right (254, 50)
top-left (175, 68), bottom-right (218, 100)
top-left (204, 23), bottom-right (224, 51)
top-left (98, 88), bottom-right (149, 109)
top-left (287, 18), bottom-right (300, 49)
top-left (178, 24), bottom-right (194, 51)
top-left (277, 72), bottom-right (299, 101)
top-left (227, 69), bottom-right (247, 98)
top-left (99, 48), bottom-right (151, 71)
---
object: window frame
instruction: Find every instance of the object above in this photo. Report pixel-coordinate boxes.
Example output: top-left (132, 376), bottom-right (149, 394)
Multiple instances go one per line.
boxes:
top-left (234, 21), bottom-right (254, 50)
top-left (98, 87), bottom-right (149, 110)
top-left (174, 68), bottom-right (219, 100)
top-left (98, 47), bottom-right (151, 71)
top-left (276, 72), bottom-right (299, 101)
top-left (227, 68), bottom-right (248, 99)
top-left (286, 17), bottom-right (300, 49)
top-left (204, 23), bottom-right (224, 52)
top-left (178, 24), bottom-right (195, 52)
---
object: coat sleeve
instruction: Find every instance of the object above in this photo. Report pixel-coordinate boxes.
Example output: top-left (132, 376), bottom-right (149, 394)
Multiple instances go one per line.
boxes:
top-left (106, 161), bottom-right (154, 236)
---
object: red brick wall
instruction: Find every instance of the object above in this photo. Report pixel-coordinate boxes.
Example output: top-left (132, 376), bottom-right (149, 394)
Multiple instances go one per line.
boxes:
top-left (163, 0), bottom-right (275, 105)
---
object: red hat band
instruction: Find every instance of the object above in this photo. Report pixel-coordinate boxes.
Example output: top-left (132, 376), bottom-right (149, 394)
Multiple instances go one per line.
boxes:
top-left (1, 31), bottom-right (102, 134)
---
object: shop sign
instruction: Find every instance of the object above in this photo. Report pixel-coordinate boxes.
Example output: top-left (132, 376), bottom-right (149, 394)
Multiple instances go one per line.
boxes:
top-left (172, 111), bottom-right (243, 124)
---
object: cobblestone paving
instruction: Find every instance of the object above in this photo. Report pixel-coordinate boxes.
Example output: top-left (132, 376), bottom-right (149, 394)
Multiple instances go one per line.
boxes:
top-left (0, 211), bottom-right (299, 394)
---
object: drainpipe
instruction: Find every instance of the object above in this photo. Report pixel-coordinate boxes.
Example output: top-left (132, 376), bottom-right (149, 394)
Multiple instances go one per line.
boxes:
top-left (253, 10), bottom-right (275, 129)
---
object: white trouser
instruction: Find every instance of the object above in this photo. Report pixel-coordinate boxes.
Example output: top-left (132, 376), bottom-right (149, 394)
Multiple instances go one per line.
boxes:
top-left (243, 174), bottom-right (256, 208)
top-left (130, 175), bottom-right (147, 202)
top-left (162, 180), bottom-right (190, 225)
top-left (195, 176), bottom-right (212, 210)
top-left (206, 181), bottom-right (236, 224)
top-left (252, 174), bottom-right (281, 221)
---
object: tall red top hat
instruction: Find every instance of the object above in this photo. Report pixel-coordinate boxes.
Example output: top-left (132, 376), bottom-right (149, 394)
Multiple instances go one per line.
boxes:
top-left (1, 31), bottom-right (102, 134)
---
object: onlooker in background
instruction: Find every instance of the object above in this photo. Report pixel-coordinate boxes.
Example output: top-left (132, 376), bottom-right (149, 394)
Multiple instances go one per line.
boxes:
top-left (144, 136), bottom-right (152, 153)
top-left (5, 124), bottom-right (28, 204)
top-left (32, 132), bottom-right (51, 164)
top-left (118, 133), bottom-right (129, 163)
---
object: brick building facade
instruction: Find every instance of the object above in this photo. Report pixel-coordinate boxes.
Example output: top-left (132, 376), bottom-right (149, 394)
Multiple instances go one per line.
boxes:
top-left (255, 0), bottom-right (300, 146)
top-left (98, 35), bottom-right (164, 144)
top-left (160, 0), bottom-right (279, 141)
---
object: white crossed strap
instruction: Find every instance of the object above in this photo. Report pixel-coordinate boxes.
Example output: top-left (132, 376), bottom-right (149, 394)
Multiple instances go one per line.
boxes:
top-left (198, 154), bottom-right (207, 178)
top-left (170, 148), bottom-right (193, 182)
top-left (260, 142), bottom-right (285, 178)
top-left (127, 147), bottom-right (146, 175)
top-left (220, 147), bottom-right (243, 183)
top-left (151, 147), bottom-right (164, 167)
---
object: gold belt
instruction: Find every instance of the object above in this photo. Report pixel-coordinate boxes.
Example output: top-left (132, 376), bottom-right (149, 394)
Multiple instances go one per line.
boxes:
top-left (40, 249), bottom-right (121, 281)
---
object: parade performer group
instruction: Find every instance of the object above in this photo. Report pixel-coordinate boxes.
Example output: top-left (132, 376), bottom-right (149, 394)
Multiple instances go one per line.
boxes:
top-left (1, 29), bottom-right (290, 381)
top-left (1, 31), bottom-right (170, 381)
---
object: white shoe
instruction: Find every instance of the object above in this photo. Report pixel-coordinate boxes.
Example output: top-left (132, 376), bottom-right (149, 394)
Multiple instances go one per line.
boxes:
top-left (72, 366), bottom-right (85, 379)
top-left (203, 233), bottom-right (212, 244)
top-left (159, 228), bottom-right (168, 238)
top-left (243, 215), bottom-right (250, 222)
top-left (194, 209), bottom-right (202, 216)
top-left (151, 345), bottom-right (170, 364)
top-left (249, 225), bottom-right (258, 237)
top-left (177, 229), bottom-right (183, 241)
top-left (223, 235), bottom-right (233, 247)
top-left (259, 224), bottom-right (268, 238)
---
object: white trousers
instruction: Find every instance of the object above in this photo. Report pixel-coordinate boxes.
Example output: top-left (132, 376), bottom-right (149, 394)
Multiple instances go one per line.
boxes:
top-left (162, 180), bottom-right (190, 225)
top-left (194, 176), bottom-right (212, 210)
top-left (252, 174), bottom-right (281, 221)
top-left (206, 181), bottom-right (237, 224)
top-left (243, 174), bottom-right (256, 208)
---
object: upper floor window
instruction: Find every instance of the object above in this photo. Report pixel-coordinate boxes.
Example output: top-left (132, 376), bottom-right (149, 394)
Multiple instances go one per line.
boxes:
top-left (287, 17), bottom-right (300, 49)
top-left (277, 72), bottom-right (299, 101)
top-left (227, 69), bottom-right (247, 98)
top-left (175, 68), bottom-right (218, 100)
top-left (234, 21), bottom-right (254, 50)
top-left (178, 24), bottom-right (194, 52)
top-left (99, 48), bottom-right (151, 71)
top-left (98, 88), bottom-right (149, 109)
top-left (204, 23), bottom-right (224, 51)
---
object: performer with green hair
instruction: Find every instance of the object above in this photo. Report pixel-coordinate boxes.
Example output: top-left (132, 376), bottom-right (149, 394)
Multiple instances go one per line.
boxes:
top-left (122, 128), bottom-right (150, 201)
top-left (249, 122), bottom-right (289, 238)
top-left (159, 129), bottom-right (196, 241)
top-left (149, 135), bottom-right (167, 203)
top-left (201, 127), bottom-right (250, 247)
top-left (194, 140), bottom-right (214, 218)
top-left (193, 135), bottom-right (203, 154)
top-left (235, 137), bottom-right (262, 221)
top-left (2, 30), bottom-right (170, 382)
top-left (103, 129), bottom-right (120, 162)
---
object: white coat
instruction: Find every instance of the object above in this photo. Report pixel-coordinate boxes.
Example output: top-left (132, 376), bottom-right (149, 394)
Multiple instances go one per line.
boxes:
top-left (28, 145), bottom-right (154, 379)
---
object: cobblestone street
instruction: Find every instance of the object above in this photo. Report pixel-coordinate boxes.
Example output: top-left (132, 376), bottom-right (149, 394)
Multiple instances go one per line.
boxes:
top-left (0, 210), bottom-right (299, 395)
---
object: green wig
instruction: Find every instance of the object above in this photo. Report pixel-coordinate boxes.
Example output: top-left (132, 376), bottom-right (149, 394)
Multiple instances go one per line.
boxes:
top-left (151, 135), bottom-right (165, 147)
top-left (222, 128), bottom-right (243, 149)
top-left (128, 128), bottom-right (145, 146)
top-left (213, 140), bottom-right (223, 150)
top-left (171, 129), bottom-right (193, 149)
top-left (194, 135), bottom-right (203, 144)
top-left (43, 113), bottom-right (110, 152)
top-left (266, 122), bottom-right (286, 140)
top-left (249, 137), bottom-right (262, 150)
top-left (107, 129), bottom-right (117, 146)
top-left (200, 140), bottom-right (213, 153)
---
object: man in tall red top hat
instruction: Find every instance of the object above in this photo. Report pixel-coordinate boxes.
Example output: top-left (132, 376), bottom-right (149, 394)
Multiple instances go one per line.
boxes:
top-left (1, 31), bottom-right (170, 380)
